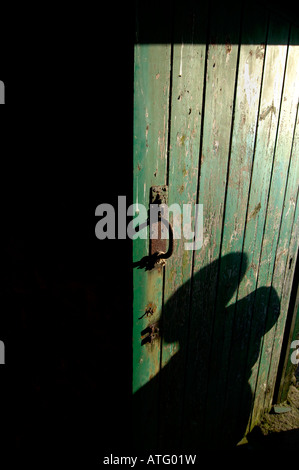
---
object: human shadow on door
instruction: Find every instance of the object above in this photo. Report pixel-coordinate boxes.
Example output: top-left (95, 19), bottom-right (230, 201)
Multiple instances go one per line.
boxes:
top-left (133, 252), bottom-right (280, 451)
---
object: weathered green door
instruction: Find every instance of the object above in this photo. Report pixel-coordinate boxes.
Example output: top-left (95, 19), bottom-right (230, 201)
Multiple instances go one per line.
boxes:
top-left (133, 0), bottom-right (299, 450)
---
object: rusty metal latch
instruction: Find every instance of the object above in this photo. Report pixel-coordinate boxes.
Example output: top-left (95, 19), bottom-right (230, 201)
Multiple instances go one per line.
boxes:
top-left (132, 185), bottom-right (174, 271)
top-left (141, 322), bottom-right (160, 345)
top-left (149, 185), bottom-right (174, 267)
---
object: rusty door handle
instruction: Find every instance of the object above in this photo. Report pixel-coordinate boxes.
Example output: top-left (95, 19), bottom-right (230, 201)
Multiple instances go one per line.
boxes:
top-left (149, 185), bottom-right (174, 266)
top-left (133, 185), bottom-right (174, 270)
top-left (154, 215), bottom-right (173, 261)
top-left (150, 212), bottom-right (174, 268)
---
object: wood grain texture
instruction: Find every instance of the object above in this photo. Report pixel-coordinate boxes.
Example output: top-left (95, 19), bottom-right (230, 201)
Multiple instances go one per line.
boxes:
top-left (158, 0), bottom-right (207, 449)
top-left (182, 1), bottom-right (242, 447)
top-left (205, 5), bottom-right (268, 441)
top-left (223, 13), bottom-right (289, 437)
top-left (133, 39), bottom-right (171, 449)
top-left (133, 2), bottom-right (299, 450)
top-left (249, 23), bottom-right (299, 429)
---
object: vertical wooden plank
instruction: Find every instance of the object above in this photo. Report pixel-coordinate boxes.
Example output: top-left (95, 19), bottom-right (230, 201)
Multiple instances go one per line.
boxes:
top-left (182, 0), bottom-right (241, 448)
top-left (262, 40), bottom-right (299, 415)
top-left (223, 12), bottom-right (289, 438)
top-left (158, 0), bottom-right (208, 449)
top-left (248, 24), bottom-right (299, 429)
top-left (132, 4), bottom-right (172, 447)
top-left (204, 4), bottom-right (268, 443)
top-left (264, 199), bottom-right (299, 409)
top-left (262, 177), bottom-right (299, 412)
top-left (133, 42), bottom-right (171, 389)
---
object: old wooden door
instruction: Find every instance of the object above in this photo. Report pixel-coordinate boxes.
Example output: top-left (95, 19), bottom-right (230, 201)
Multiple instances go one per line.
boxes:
top-left (133, 0), bottom-right (299, 450)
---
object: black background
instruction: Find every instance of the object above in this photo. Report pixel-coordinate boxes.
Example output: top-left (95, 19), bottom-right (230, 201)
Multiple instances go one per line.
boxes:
top-left (0, 3), bottom-right (134, 464)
